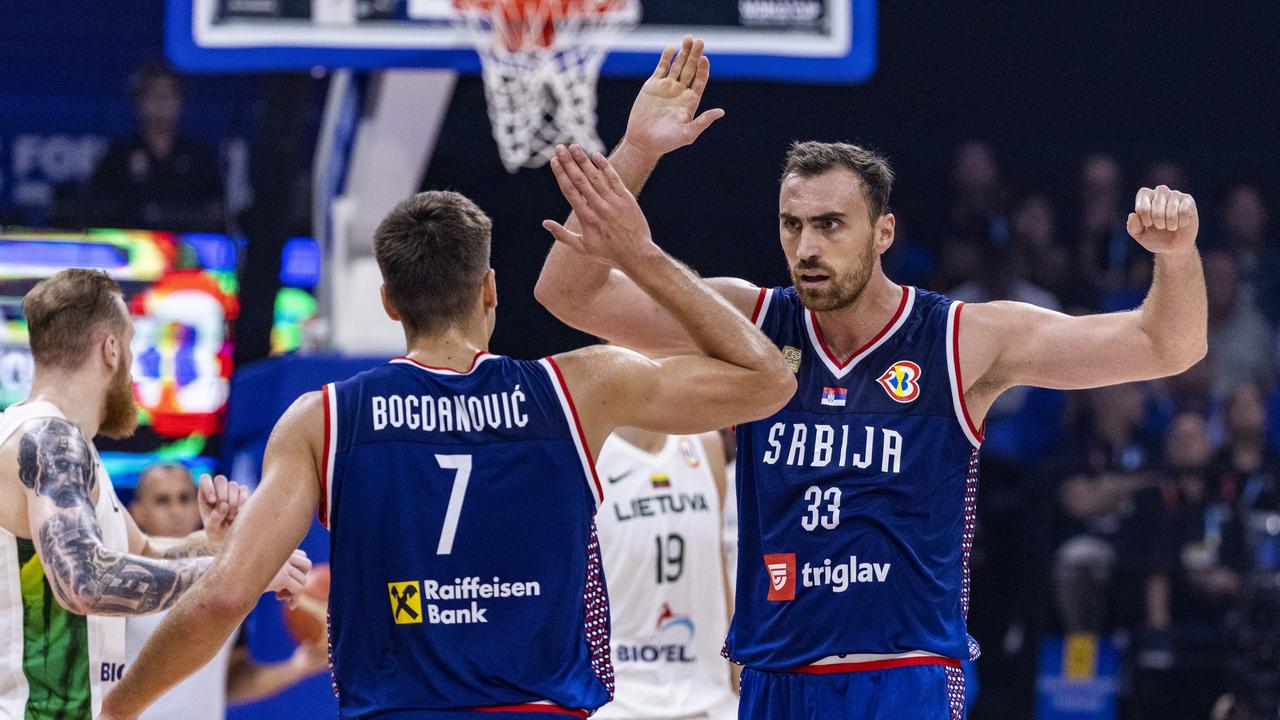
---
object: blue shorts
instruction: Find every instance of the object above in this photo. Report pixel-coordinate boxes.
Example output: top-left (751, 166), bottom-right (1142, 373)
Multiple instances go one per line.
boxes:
top-left (738, 663), bottom-right (965, 720)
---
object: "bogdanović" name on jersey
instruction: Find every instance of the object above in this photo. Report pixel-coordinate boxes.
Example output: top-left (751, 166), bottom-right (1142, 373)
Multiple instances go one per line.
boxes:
top-left (370, 388), bottom-right (530, 433)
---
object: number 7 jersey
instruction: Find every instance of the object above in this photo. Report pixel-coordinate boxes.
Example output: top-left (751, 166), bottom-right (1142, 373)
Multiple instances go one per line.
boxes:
top-left (726, 285), bottom-right (984, 672)
top-left (321, 353), bottom-right (613, 719)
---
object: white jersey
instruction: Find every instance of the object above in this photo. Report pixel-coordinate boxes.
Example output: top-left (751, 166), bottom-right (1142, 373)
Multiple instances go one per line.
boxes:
top-left (126, 612), bottom-right (236, 720)
top-left (0, 402), bottom-right (129, 719)
top-left (721, 460), bottom-right (738, 597)
top-left (594, 434), bottom-right (737, 720)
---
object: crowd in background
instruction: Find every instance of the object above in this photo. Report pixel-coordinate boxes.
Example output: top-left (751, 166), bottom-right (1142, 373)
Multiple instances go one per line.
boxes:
top-left (3, 56), bottom-right (1278, 717)
top-left (881, 141), bottom-right (1280, 720)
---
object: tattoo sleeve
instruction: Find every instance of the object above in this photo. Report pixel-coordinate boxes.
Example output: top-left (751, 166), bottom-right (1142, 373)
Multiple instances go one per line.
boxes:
top-left (146, 532), bottom-right (217, 560)
top-left (20, 419), bottom-right (212, 616)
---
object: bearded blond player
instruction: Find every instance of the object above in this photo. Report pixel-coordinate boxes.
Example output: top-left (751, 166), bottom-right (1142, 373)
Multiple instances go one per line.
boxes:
top-left (535, 39), bottom-right (1208, 719)
top-left (0, 269), bottom-right (309, 719)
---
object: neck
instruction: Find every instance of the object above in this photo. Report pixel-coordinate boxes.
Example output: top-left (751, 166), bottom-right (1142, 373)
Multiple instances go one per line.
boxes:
top-left (615, 426), bottom-right (667, 454)
top-left (403, 324), bottom-right (489, 373)
top-left (811, 272), bottom-right (902, 362)
top-left (26, 370), bottom-right (104, 439)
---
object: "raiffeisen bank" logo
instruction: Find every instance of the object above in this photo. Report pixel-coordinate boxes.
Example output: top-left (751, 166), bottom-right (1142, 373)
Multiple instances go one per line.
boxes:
top-left (388, 576), bottom-right (542, 625)
top-left (764, 553), bottom-right (891, 602)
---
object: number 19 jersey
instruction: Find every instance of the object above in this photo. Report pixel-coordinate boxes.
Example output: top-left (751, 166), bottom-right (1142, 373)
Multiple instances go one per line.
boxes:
top-left (321, 353), bottom-right (613, 719)
top-left (726, 286), bottom-right (983, 673)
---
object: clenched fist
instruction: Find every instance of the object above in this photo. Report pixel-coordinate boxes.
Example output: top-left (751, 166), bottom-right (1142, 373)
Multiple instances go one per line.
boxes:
top-left (1127, 185), bottom-right (1198, 257)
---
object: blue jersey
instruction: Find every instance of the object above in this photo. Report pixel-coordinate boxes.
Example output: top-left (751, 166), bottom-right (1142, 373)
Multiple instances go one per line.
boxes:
top-left (319, 353), bottom-right (613, 719)
top-left (726, 285), bottom-right (983, 675)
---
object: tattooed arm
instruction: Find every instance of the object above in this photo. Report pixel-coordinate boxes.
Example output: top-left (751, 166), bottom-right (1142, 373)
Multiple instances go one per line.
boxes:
top-left (19, 418), bottom-right (210, 616)
top-left (139, 530), bottom-right (217, 560)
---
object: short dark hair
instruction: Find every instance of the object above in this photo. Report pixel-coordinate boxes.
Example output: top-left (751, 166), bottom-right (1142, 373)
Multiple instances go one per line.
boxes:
top-left (782, 141), bottom-right (895, 222)
top-left (135, 463), bottom-right (193, 499)
top-left (23, 269), bottom-right (128, 371)
top-left (128, 62), bottom-right (183, 102)
top-left (374, 191), bottom-right (493, 337)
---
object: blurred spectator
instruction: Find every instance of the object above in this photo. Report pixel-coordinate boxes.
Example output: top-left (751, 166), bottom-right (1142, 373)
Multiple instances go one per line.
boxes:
top-left (950, 240), bottom-right (1060, 311)
top-left (949, 140), bottom-right (1009, 245)
top-left (1143, 160), bottom-right (1190, 196)
top-left (126, 464), bottom-right (326, 720)
top-left (1218, 182), bottom-right (1280, 325)
top-left (1214, 383), bottom-right (1280, 512)
top-left (1052, 383), bottom-right (1156, 634)
top-left (1129, 411), bottom-right (1246, 718)
top-left (83, 62), bottom-right (224, 231)
top-left (1203, 249), bottom-right (1273, 399)
top-left (1069, 154), bottom-right (1133, 310)
top-left (1007, 191), bottom-right (1072, 308)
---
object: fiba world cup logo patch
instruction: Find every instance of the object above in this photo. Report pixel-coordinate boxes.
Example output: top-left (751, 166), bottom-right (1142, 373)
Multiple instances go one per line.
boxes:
top-left (877, 361), bottom-right (922, 403)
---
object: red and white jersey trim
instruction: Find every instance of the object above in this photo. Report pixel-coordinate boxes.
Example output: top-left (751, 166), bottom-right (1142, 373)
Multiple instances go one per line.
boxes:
top-left (791, 649), bottom-right (960, 675)
top-left (750, 287), bottom-right (774, 328)
top-left (804, 285), bottom-right (914, 380)
top-left (319, 382), bottom-right (338, 528)
top-left (473, 701), bottom-right (587, 717)
top-left (539, 357), bottom-right (605, 507)
top-left (945, 302), bottom-right (984, 448)
top-left (390, 351), bottom-right (496, 376)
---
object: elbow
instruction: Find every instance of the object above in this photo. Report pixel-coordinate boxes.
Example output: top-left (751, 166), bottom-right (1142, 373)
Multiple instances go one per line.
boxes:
top-left (533, 274), bottom-right (571, 319)
top-left (754, 364), bottom-right (797, 418)
top-left (1158, 335), bottom-right (1208, 378)
top-left (54, 589), bottom-right (95, 616)
top-left (205, 584), bottom-right (258, 622)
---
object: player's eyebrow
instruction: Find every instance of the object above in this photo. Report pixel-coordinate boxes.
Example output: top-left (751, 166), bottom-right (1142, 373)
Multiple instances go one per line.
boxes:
top-left (808, 211), bottom-right (847, 223)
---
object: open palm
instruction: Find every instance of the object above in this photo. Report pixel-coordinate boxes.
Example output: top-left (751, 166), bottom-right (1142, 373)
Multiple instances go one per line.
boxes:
top-left (624, 36), bottom-right (725, 158)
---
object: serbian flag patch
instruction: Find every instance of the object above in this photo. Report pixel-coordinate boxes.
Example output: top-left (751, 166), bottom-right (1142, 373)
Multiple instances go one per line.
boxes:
top-left (820, 387), bottom-right (848, 407)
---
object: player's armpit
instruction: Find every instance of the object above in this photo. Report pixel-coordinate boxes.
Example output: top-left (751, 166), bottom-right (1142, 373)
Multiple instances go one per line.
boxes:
top-left (536, 271), bottom-right (762, 357)
top-left (552, 345), bottom-right (793, 458)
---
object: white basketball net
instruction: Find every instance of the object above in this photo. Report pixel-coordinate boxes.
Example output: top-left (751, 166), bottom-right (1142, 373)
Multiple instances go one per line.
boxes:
top-left (451, 0), bottom-right (638, 173)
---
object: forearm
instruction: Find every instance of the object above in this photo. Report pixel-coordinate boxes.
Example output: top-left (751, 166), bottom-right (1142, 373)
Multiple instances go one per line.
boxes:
top-left (143, 530), bottom-right (216, 559)
top-left (39, 512), bottom-right (211, 616)
top-left (1136, 249), bottom-right (1208, 372)
top-left (227, 655), bottom-right (318, 703)
top-left (105, 572), bottom-right (252, 716)
top-left (622, 247), bottom-right (779, 374)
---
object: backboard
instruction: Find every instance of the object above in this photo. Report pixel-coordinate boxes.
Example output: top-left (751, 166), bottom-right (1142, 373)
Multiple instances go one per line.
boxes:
top-left (167, 0), bottom-right (876, 83)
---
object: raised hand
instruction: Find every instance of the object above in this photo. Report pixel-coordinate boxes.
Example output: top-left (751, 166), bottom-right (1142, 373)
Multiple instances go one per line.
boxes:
top-left (1127, 185), bottom-right (1199, 256)
top-left (199, 473), bottom-right (248, 547)
top-left (543, 144), bottom-right (654, 268)
top-left (623, 35), bottom-right (725, 159)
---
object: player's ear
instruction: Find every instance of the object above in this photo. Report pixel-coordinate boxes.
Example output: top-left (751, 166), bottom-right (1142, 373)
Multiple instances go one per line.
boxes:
top-left (380, 284), bottom-right (401, 322)
top-left (100, 328), bottom-right (120, 375)
top-left (874, 212), bottom-right (896, 255)
top-left (481, 269), bottom-right (497, 312)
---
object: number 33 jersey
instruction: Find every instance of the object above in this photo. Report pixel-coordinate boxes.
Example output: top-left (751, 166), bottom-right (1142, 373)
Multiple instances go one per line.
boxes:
top-left (593, 434), bottom-right (736, 719)
top-left (726, 286), bottom-right (984, 671)
top-left (321, 353), bottom-right (613, 718)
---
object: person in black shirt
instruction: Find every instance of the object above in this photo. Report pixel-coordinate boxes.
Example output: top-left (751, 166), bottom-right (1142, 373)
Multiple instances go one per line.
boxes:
top-left (85, 63), bottom-right (223, 231)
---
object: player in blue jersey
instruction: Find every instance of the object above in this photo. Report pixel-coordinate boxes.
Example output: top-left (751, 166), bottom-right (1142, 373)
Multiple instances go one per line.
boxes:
top-left (99, 46), bottom-right (794, 718)
top-left (534, 40), bottom-right (1209, 720)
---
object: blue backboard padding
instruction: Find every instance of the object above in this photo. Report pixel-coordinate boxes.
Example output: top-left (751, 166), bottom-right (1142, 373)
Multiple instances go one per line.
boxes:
top-left (167, 0), bottom-right (876, 83)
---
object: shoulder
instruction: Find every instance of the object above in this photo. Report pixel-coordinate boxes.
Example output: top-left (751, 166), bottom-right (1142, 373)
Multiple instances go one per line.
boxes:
top-left (12, 416), bottom-right (90, 456)
top-left (274, 391), bottom-right (325, 444)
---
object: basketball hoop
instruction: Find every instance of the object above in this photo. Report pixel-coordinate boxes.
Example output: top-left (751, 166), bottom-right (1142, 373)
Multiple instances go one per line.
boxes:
top-left (451, 0), bottom-right (638, 172)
